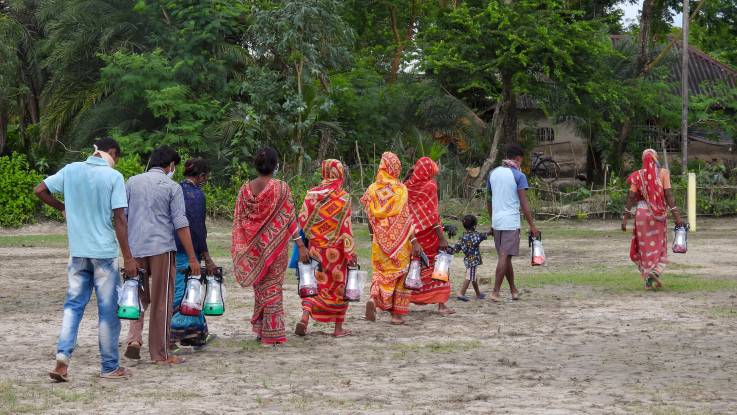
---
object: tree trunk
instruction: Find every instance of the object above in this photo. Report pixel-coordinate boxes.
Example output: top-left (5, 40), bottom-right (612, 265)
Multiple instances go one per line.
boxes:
top-left (472, 72), bottom-right (518, 190)
top-left (615, 118), bottom-right (631, 175)
top-left (0, 109), bottom-right (8, 155)
top-left (317, 128), bottom-right (332, 165)
top-left (499, 71), bottom-right (518, 144)
top-left (387, 1), bottom-right (417, 83)
top-left (637, 0), bottom-right (655, 73)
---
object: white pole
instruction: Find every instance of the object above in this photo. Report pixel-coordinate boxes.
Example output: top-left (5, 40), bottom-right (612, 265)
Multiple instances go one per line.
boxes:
top-left (688, 172), bottom-right (696, 231)
top-left (681, 0), bottom-right (690, 173)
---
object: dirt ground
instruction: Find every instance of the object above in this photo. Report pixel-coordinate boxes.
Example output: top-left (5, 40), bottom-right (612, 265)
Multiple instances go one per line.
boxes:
top-left (1, 218), bottom-right (737, 415)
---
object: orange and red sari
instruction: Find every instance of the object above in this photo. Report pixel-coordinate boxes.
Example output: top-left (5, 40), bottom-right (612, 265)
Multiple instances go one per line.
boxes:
top-left (232, 179), bottom-right (297, 344)
top-left (627, 149), bottom-right (671, 281)
top-left (298, 160), bottom-right (355, 323)
top-left (361, 152), bottom-right (414, 315)
top-left (405, 157), bottom-right (451, 305)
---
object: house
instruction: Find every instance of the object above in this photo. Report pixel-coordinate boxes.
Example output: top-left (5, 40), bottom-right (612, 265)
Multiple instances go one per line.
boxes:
top-left (523, 38), bottom-right (737, 178)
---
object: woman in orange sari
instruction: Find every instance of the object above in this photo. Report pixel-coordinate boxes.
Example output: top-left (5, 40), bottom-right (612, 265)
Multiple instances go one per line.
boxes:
top-left (232, 147), bottom-right (309, 345)
top-left (405, 157), bottom-right (454, 315)
top-left (295, 159), bottom-right (357, 337)
top-left (621, 149), bottom-right (683, 290)
top-left (361, 152), bottom-right (422, 325)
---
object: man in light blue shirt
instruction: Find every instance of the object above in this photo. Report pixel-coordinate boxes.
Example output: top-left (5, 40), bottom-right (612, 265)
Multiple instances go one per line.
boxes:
top-left (487, 143), bottom-right (540, 302)
top-left (34, 137), bottom-right (136, 382)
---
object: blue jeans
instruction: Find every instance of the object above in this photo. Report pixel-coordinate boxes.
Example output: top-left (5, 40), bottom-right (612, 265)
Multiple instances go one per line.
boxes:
top-left (56, 257), bottom-right (121, 374)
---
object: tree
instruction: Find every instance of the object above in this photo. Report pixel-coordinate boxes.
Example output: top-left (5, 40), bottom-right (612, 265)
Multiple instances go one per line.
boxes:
top-left (422, 0), bottom-right (607, 181)
top-left (248, 0), bottom-right (354, 174)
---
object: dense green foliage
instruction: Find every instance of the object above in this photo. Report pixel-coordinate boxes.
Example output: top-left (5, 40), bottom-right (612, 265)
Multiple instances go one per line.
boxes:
top-left (0, 153), bottom-right (43, 226)
top-left (0, 0), bottom-right (735, 226)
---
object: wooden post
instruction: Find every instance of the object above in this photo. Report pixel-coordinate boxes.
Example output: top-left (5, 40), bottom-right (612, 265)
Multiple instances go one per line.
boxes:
top-left (355, 141), bottom-right (365, 190)
top-left (681, 0), bottom-right (690, 173)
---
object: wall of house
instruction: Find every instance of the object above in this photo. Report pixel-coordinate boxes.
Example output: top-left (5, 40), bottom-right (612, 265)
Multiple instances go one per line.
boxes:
top-left (520, 111), bottom-right (737, 176)
top-left (518, 111), bottom-right (588, 177)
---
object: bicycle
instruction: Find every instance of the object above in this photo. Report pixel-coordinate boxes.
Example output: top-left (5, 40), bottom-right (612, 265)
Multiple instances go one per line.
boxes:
top-left (531, 152), bottom-right (560, 182)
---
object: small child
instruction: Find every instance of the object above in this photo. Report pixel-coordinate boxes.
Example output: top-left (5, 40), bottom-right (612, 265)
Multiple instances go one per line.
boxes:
top-left (450, 214), bottom-right (488, 301)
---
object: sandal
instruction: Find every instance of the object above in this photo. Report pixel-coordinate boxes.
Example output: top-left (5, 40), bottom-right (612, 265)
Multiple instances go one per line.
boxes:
top-left (100, 367), bottom-right (131, 380)
top-left (154, 356), bottom-right (186, 366)
top-left (48, 361), bottom-right (68, 383)
top-left (456, 296), bottom-right (470, 302)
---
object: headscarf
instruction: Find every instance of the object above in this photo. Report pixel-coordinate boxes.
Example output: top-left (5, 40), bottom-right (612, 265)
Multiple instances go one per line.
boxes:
top-left (404, 157), bottom-right (440, 233)
top-left (627, 149), bottom-right (666, 219)
top-left (93, 145), bottom-right (116, 167)
top-left (231, 179), bottom-right (298, 287)
top-left (360, 152), bottom-right (413, 259)
top-left (298, 160), bottom-right (354, 252)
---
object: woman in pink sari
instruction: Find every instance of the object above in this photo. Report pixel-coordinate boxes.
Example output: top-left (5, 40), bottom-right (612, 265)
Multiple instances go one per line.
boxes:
top-left (621, 149), bottom-right (683, 289)
top-left (232, 147), bottom-right (309, 345)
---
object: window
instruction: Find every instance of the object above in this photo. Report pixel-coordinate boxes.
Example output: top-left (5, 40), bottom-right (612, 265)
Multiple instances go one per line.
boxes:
top-left (536, 127), bottom-right (555, 143)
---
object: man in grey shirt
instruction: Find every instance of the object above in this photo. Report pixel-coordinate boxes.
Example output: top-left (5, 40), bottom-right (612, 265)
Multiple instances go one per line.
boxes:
top-left (124, 145), bottom-right (201, 365)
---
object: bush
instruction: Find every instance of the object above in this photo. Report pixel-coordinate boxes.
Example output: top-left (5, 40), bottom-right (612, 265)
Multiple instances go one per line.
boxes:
top-left (0, 153), bottom-right (44, 227)
top-left (115, 155), bottom-right (145, 180)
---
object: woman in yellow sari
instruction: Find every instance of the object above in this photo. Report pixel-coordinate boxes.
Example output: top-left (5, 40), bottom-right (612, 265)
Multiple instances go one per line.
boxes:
top-left (361, 152), bottom-right (422, 325)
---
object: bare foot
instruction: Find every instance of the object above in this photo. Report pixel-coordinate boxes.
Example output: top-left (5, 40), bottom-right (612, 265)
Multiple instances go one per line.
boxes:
top-left (490, 292), bottom-right (502, 302)
top-left (438, 304), bottom-right (455, 315)
top-left (365, 300), bottom-right (376, 322)
top-left (390, 315), bottom-right (406, 325)
top-left (511, 290), bottom-right (520, 301)
top-left (295, 321), bottom-right (307, 336)
top-left (333, 328), bottom-right (352, 338)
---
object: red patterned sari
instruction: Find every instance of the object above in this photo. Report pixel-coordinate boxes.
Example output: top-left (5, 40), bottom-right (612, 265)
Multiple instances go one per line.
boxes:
top-left (298, 160), bottom-right (355, 323)
top-left (405, 157), bottom-right (451, 305)
top-left (232, 179), bottom-right (297, 344)
top-left (627, 149), bottom-right (670, 282)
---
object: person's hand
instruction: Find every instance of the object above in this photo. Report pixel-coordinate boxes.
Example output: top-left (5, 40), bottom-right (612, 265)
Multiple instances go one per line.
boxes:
top-left (529, 225), bottom-right (540, 238)
top-left (438, 236), bottom-right (449, 251)
top-left (347, 256), bottom-right (358, 268)
top-left (205, 259), bottom-right (218, 276)
top-left (621, 219), bottom-right (627, 233)
top-left (122, 256), bottom-right (138, 277)
top-left (189, 258), bottom-right (201, 276)
top-left (298, 245), bottom-right (310, 264)
top-left (411, 240), bottom-right (423, 258)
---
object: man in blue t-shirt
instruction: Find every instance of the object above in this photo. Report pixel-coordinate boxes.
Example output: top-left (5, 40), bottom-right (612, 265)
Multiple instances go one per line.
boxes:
top-left (487, 143), bottom-right (540, 302)
top-left (34, 137), bottom-right (137, 382)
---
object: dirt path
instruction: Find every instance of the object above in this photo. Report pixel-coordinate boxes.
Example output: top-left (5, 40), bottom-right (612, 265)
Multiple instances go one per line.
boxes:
top-left (1, 219), bottom-right (736, 414)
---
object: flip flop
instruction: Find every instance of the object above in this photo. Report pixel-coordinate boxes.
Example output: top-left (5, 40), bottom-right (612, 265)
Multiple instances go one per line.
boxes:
top-left (511, 292), bottom-right (520, 301)
top-left (365, 301), bottom-right (376, 322)
top-left (457, 296), bottom-right (470, 302)
top-left (390, 319), bottom-right (406, 326)
top-left (48, 370), bottom-right (68, 383)
top-left (295, 321), bottom-right (308, 336)
top-left (100, 367), bottom-right (131, 380)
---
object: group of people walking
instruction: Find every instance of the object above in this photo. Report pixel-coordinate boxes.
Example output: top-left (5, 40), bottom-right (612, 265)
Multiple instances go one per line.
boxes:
top-left (34, 135), bottom-right (682, 382)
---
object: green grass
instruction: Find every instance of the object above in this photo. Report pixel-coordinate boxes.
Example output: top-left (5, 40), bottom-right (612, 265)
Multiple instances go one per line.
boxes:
top-left (708, 306), bottom-right (737, 318)
top-left (524, 268), bottom-right (737, 294)
top-left (391, 340), bottom-right (481, 358)
top-left (0, 234), bottom-right (67, 248)
top-left (0, 381), bottom-right (95, 415)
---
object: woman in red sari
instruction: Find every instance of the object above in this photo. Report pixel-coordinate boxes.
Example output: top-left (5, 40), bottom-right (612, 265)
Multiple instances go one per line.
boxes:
top-left (295, 159), bottom-right (357, 337)
top-left (232, 147), bottom-right (309, 345)
top-left (405, 157), bottom-right (453, 315)
top-left (621, 149), bottom-right (683, 290)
